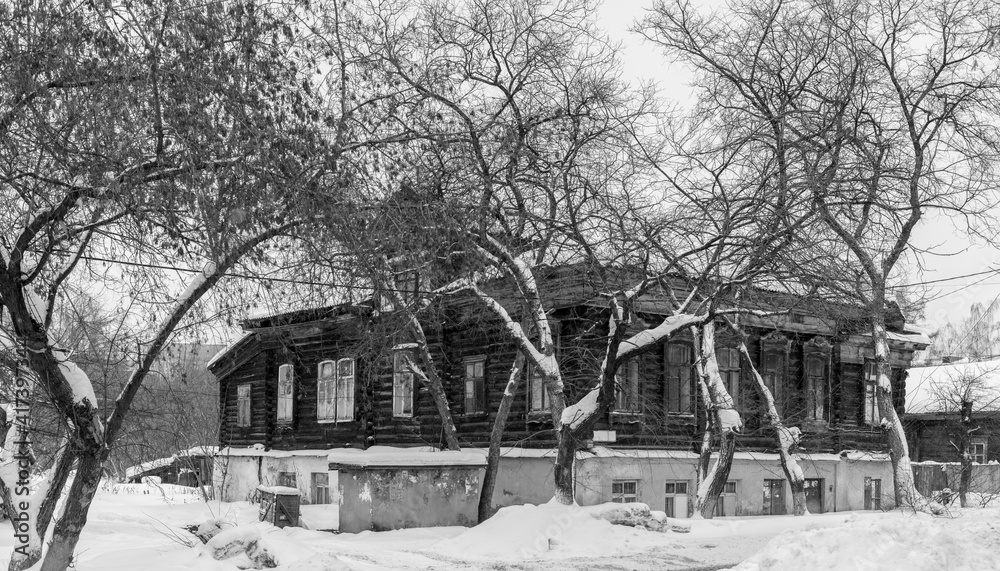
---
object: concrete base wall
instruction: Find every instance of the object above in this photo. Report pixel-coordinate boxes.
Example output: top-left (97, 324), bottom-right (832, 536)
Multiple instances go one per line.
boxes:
top-left (214, 453), bottom-right (339, 505)
top-left (217, 449), bottom-right (897, 528)
top-left (494, 453), bottom-right (896, 517)
top-left (338, 467), bottom-right (482, 533)
top-left (490, 456), bottom-right (556, 511)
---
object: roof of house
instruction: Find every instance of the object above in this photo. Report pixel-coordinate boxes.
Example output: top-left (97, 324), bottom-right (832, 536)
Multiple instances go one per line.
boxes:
top-left (206, 263), bottom-right (923, 375)
top-left (905, 358), bottom-right (1000, 415)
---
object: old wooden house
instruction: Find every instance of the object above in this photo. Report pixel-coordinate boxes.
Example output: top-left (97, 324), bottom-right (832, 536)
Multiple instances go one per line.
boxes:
top-left (904, 358), bottom-right (1000, 464)
top-left (209, 265), bottom-right (929, 528)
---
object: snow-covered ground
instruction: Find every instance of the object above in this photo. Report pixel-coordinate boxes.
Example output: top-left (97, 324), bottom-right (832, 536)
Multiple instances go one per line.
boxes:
top-left (2, 483), bottom-right (999, 570)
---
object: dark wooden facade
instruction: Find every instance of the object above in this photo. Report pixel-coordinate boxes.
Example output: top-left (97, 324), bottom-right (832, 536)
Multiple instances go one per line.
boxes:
top-left (906, 413), bottom-right (1000, 464)
top-left (211, 279), bottom-right (928, 456)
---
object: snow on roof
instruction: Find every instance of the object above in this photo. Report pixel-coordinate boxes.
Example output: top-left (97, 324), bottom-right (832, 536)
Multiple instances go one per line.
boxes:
top-left (328, 446), bottom-right (487, 468)
top-left (205, 331), bottom-right (255, 369)
top-left (125, 457), bottom-right (175, 479)
top-left (257, 485), bottom-right (301, 495)
top-left (579, 446), bottom-right (890, 463)
top-left (905, 358), bottom-right (1000, 415)
top-left (125, 446), bottom-right (217, 479)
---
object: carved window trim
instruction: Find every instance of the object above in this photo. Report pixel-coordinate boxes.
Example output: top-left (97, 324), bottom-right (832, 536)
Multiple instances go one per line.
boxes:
top-left (803, 337), bottom-right (833, 423)
top-left (760, 331), bottom-right (791, 417)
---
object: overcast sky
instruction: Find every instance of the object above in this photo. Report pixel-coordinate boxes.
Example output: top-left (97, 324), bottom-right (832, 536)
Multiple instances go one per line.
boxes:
top-left (596, 1), bottom-right (1000, 332)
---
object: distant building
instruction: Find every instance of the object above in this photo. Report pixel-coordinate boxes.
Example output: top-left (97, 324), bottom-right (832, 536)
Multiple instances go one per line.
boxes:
top-left (125, 446), bottom-right (217, 487)
top-left (904, 358), bottom-right (1000, 464)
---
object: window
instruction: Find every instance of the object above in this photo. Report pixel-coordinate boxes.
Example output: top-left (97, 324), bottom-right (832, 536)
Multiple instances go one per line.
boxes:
top-left (970, 437), bottom-right (988, 464)
top-left (863, 361), bottom-right (879, 426)
top-left (763, 479), bottom-right (786, 515)
top-left (716, 347), bottom-right (741, 409)
top-left (715, 480), bottom-right (738, 518)
top-left (317, 358), bottom-right (356, 422)
top-left (336, 359), bottom-right (355, 421)
top-left (393, 348), bottom-right (415, 417)
top-left (311, 472), bottom-right (330, 504)
top-left (527, 364), bottom-right (549, 412)
top-left (762, 352), bottom-right (784, 414)
top-left (664, 480), bottom-right (689, 518)
top-left (236, 383), bottom-right (251, 428)
top-left (464, 357), bottom-right (486, 414)
top-left (864, 477), bottom-right (882, 510)
top-left (278, 472), bottom-right (297, 488)
top-left (277, 364), bottom-right (294, 423)
top-left (614, 359), bottom-right (640, 413)
top-left (612, 480), bottom-right (639, 503)
top-left (805, 356), bottom-right (827, 421)
top-left (804, 478), bottom-right (824, 514)
top-left (665, 343), bottom-right (693, 414)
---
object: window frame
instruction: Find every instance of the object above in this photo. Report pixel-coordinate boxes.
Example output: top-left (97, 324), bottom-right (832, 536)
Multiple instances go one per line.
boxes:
top-left (393, 347), bottom-right (416, 418)
top-left (715, 480), bottom-right (738, 517)
top-left (614, 358), bottom-right (641, 415)
top-left (527, 363), bottom-right (549, 413)
top-left (318, 358), bottom-right (356, 423)
top-left (236, 383), bottom-right (251, 428)
top-left (970, 437), bottom-right (988, 464)
top-left (664, 480), bottom-right (690, 518)
top-left (612, 479), bottom-right (639, 503)
top-left (277, 363), bottom-right (294, 424)
top-left (864, 476), bottom-right (882, 510)
top-left (763, 478), bottom-right (787, 515)
top-left (664, 342), bottom-right (694, 416)
top-left (715, 346), bottom-right (741, 410)
top-left (803, 337), bottom-right (833, 423)
top-left (311, 472), bottom-right (330, 505)
top-left (863, 361), bottom-right (879, 426)
top-left (463, 356), bottom-right (487, 415)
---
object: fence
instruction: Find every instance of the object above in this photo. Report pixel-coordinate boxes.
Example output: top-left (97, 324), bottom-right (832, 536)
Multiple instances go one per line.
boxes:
top-left (912, 462), bottom-right (1000, 499)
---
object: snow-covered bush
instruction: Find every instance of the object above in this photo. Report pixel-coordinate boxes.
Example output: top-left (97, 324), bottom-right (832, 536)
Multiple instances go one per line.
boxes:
top-left (193, 518), bottom-right (235, 544)
top-left (203, 525), bottom-right (278, 569)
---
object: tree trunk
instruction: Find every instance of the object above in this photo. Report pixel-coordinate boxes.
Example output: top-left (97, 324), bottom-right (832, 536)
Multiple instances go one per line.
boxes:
top-left (691, 325), bottom-right (715, 517)
top-left (408, 315), bottom-right (461, 451)
top-left (960, 450), bottom-right (972, 508)
top-left (478, 352), bottom-right (525, 522)
top-left (732, 327), bottom-right (808, 516)
top-left (692, 322), bottom-right (740, 519)
top-left (778, 438), bottom-right (808, 516)
top-left (553, 428), bottom-right (577, 505)
top-left (870, 299), bottom-right (941, 514)
top-left (39, 452), bottom-right (104, 571)
top-left (551, 298), bottom-right (630, 505)
top-left (698, 425), bottom-right (736, 519)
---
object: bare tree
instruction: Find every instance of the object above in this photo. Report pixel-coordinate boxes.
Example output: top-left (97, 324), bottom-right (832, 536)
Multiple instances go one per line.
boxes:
top-left (0, 0), bottom-right (408, 567)
top-left (643, 0), bottom-right (1000, 514)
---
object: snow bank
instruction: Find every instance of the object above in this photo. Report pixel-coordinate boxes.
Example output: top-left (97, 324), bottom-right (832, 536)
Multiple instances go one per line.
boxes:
top-left (728, 510), bottom-right (1000, 571)
top-left (428, 500), bottom-right (677, 561)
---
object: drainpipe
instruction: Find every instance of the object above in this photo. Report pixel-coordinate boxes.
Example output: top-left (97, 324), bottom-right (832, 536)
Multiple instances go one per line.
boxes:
top-left (832, 458), bottom-right (838, 513)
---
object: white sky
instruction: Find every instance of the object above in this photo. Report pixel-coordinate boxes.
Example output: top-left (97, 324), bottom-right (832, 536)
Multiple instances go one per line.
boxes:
top-left (596, 1), bottom-right (1000, 332)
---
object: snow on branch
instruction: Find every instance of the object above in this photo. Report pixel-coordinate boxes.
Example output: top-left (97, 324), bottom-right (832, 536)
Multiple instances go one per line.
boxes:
top-left (561, 388), bottom-right (599, 430)
top-left (617, 314), bottom-right (705, 360)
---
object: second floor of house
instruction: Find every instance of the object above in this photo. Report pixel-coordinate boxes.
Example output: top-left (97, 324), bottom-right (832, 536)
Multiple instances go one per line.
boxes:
top-left (210, 297), bottom-right (929, 454)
